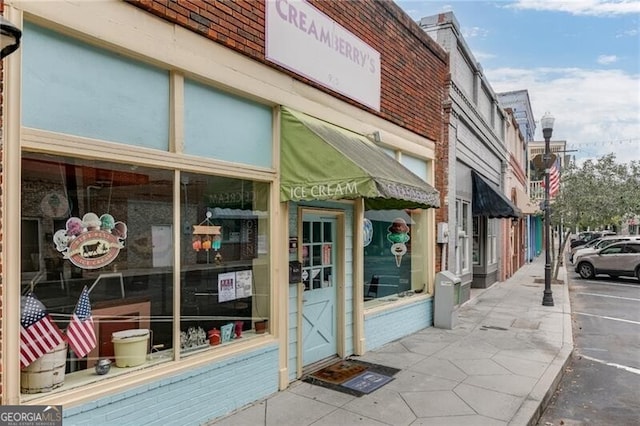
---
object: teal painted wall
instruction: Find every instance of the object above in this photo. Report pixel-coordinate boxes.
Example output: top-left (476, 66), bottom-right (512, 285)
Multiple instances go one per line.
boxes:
top-left (364, 298), bottom-right (433, 351)
top-left (63, 345), bottom-right (279, 425)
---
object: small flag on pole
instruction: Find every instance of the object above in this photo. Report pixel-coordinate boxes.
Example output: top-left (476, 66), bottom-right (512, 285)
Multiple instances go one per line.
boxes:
top-left (549, 161), bottom-right (560, 198)
top-left (66, 286), bottom-right (96, 359)
top-left (542, 159), bottom-right (561, 198)
top-left (20, 293), bottom-right (65, 369)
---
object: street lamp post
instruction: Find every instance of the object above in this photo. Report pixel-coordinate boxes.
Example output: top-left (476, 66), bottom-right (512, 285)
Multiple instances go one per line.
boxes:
top-left (1, 16), bottom-right (22, 59)
top-left (541, 112), bottom-right (555, 306)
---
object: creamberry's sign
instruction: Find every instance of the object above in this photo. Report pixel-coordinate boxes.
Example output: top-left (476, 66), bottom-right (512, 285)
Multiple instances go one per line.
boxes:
top-left (53, 212), bottom-right (127, 270)
top-left (266, 0), bottom-right (381, 111)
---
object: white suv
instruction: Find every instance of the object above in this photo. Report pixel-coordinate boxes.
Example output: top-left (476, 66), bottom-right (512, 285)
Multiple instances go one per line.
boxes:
top-left (575, 241), bottom-right (640, 281)
top-left (572, 236), bottom-right (640, 265)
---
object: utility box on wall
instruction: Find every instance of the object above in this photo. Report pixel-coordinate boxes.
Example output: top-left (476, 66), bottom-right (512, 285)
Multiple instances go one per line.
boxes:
top-left (434, 271), bottom-right (461, 329)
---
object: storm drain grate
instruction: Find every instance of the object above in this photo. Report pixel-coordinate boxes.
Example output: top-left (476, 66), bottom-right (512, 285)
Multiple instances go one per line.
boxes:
top-left (480, 325), bottom-right (509, 331)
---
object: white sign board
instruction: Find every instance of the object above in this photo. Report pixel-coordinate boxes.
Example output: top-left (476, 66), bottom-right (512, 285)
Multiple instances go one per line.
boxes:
top-left (266, 0), bottom-right (381, 111)
top-left (218, 272), bottom-right (237, 303)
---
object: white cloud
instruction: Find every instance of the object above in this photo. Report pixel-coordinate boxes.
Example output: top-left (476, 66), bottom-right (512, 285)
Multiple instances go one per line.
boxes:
top-left (597, 54), bottom-right (618, 64)
top-left (488, 67), bottom-right (640, 163)
top-left (616, 27), bottom-right (639, 37)
top-left (473, 51), bottom-right (497, 61)
top-left (507, 0), bottom-right (640, 16)
top-left (462, 26), bottom-right (489, 38)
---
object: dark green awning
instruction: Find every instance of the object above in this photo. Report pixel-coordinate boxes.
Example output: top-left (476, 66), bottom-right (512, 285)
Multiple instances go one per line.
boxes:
top-left (471, 170), bottom-right (521, 218)
top-left (280, 108), bottom-right (440, 210)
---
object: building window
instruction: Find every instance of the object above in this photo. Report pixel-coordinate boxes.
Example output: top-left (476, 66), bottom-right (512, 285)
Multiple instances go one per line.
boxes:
top-left (455, 200), bottom-right (470, 274)
top-left (363, 209), bottom-right (429, 303)
top-left (472, 216), bottom-right (480, 265)
top-left (487, 219), bottom-right (497, 265)
top-left (20, 153), bottom-right (271, 396)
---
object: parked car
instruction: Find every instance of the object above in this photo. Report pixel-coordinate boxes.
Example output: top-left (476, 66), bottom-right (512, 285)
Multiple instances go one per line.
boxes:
top-left (570, 237), bottom-right (603, 258)
top-left (575, 241), bottom-right (640, 281)
top-left (572, 236), bottom-right (640, 265)
top-left (570, 231), bottom-right (616, 249)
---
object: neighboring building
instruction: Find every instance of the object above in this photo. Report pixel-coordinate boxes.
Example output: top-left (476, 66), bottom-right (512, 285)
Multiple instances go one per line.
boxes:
top-left (528, 139), bottom-right (568, 249)
top-left (497, 90), bottom-right (536, 143)
top-left (1, 0), bottom-right (449, 422)
top-left (529, 139), bottom-right (569, 202)
top-left (621, 215), bottom-right (640, 235)
top-left (501, 108), bottom-right (537, 280)
top-left (419, 12), bottom-right (520, 294)
top-left (497, 90), bottom-right (540, 262)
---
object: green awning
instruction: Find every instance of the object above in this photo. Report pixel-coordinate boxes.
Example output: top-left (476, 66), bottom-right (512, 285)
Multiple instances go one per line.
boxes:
top-left (280, 108), bottom-right (440, 210)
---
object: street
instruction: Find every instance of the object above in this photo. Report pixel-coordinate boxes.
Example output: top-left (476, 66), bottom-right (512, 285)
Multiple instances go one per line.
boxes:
top-left (538, 267), bottom-right (640, 425)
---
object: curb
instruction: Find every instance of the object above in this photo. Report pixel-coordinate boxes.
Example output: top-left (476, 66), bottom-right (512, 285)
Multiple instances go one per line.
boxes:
top-left (511, 266), bottom-right (574, 426)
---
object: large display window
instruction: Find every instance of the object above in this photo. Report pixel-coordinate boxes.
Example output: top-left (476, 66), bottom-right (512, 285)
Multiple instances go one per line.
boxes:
top-left (179, 173), bottom-right (270, 350)
top-left (20, 153), bottom-right (271, 396)
top-left (363, 209), bottom-right (429, 304)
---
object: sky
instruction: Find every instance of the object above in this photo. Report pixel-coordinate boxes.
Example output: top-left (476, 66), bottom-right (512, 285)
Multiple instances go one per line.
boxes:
top-left (395, 0), bottom-right (640, 164)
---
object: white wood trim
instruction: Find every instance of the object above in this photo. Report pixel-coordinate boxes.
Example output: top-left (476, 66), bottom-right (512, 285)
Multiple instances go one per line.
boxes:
top-left (12, 0), bottom-right (436, 159)
top-left (21, 127), bottom-right (276, 181)
top-left (2, 4), bottom-right (24, 406)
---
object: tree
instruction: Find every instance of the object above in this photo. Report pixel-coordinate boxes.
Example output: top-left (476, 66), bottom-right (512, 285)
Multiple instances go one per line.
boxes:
top-left (549, 154), bottom-right (640, 280)
top-left (551, 154), bottom-right (640, 232)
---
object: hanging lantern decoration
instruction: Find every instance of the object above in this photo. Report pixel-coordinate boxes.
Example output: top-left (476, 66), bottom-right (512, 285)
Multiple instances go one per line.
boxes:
top-left (193, 211), bottom-right (221, 253)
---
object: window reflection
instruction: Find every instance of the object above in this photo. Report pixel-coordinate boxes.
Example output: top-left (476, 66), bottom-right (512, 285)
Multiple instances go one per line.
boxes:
top-left (363, 209), bottom-right (428, 303)
top-left (179, 173), bottom-right (270, 351)
top-left (19, 154), bottom-right (272, 394)
top-left (21, 153), bottom-right (174, 385)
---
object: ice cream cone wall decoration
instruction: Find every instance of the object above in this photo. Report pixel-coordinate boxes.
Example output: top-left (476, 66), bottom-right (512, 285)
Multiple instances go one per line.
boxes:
top-left (387, 218), bottom-right (410, 267)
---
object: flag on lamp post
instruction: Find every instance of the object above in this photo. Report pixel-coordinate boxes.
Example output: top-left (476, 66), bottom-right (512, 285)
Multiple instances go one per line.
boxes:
top-left (66, 286), bottom-right (96, 359)
top-left (20, 293), bottom-right (65, 369)
top-left (548, 161), bottom-right (560, 198)
top-left (543, 159), bottom-right (561, 198)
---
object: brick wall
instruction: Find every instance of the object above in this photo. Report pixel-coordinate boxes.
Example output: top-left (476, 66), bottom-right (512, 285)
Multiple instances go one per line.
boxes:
top-left (128, 0), bottom-right (448, 147)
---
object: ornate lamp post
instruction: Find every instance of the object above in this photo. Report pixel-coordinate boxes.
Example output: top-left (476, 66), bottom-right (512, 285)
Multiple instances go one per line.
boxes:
top-left (1, 16), bottom-right (22, 59)
top-left (541, 112), bottom-right (555, 306)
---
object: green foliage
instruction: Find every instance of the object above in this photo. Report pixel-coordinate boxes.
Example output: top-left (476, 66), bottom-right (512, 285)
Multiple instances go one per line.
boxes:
top-left (550, 153), bottom-right (640, 230)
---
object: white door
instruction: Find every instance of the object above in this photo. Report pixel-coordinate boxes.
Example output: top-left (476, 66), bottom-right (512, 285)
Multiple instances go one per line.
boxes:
top-left (301, 213), bottom-right (338, 365)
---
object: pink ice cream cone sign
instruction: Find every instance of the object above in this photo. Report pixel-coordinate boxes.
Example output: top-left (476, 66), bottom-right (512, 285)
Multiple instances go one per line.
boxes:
top-left (387, 218), bottom-right (410, 267)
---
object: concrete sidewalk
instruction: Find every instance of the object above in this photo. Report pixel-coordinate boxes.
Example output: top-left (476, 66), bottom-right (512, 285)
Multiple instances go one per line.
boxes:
top-left (208, 255), bottom-right (573, 426)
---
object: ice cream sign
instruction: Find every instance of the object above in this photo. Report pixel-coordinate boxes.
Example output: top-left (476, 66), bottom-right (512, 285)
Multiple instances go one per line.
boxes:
top-left (387, 218), bottom-right (410, 267)
top-left (53, 212), bottom-right (127, 270)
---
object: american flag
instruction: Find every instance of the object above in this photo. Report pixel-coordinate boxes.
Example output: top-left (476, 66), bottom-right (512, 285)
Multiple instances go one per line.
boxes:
top-left (543, 160), bottom-right (561, 198)
top-left (548, 161), bottom-right (560, 198)
top-left (20, 293), bottom-right (65, 369)
top-left (66, 286), bottom-right (96, 359)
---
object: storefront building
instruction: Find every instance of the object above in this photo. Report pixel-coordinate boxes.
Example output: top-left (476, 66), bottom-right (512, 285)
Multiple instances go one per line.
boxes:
top-left (497, 90), bottom-right (540, 263)
top-left (501, 108), bottom-right (538, 280)
top-left (419, 12), bottom-right (520, 294)
top-left (1, 0), bottom-right (447, 422)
